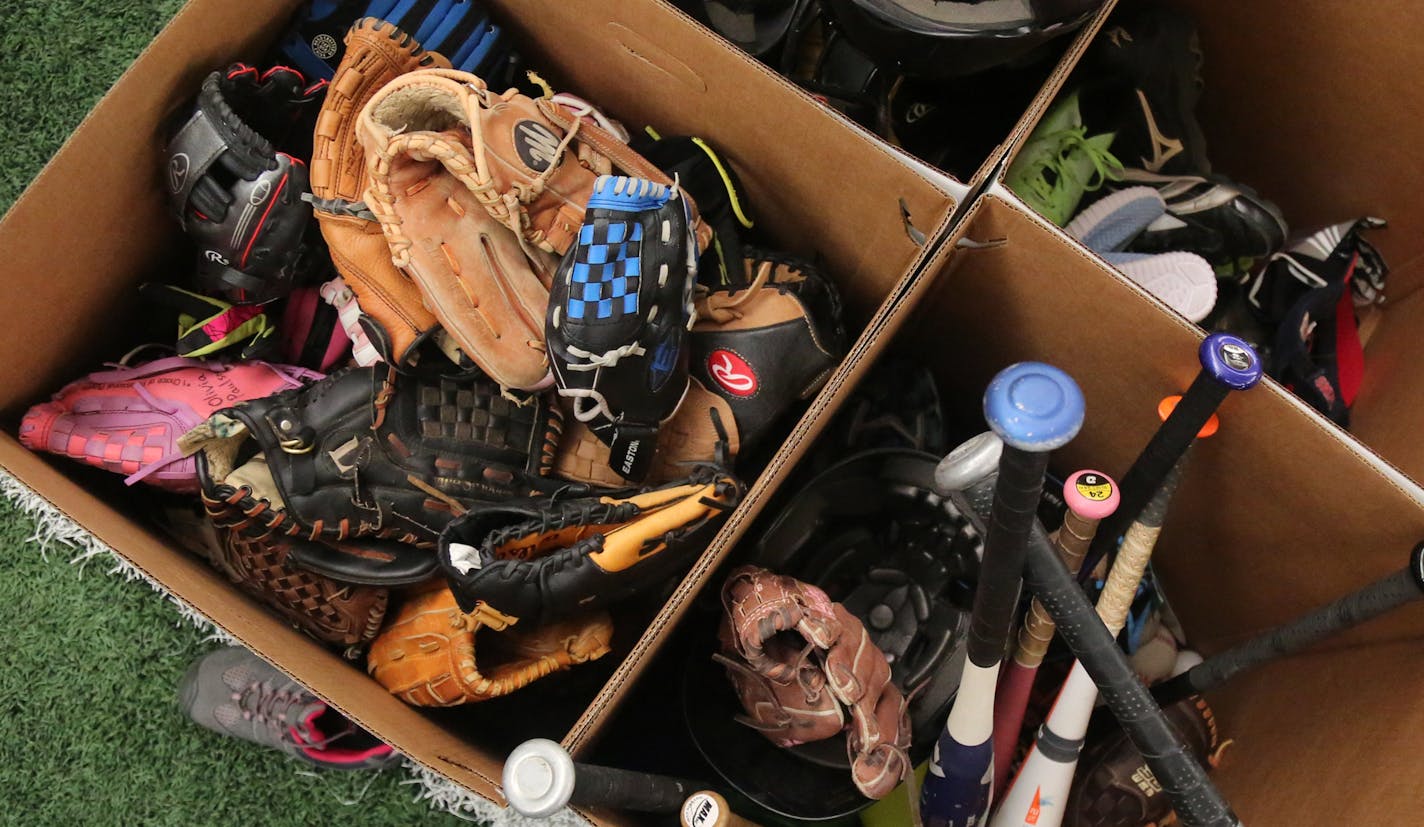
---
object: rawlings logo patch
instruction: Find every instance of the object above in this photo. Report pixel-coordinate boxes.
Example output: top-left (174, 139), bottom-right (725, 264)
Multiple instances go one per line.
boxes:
top-left (168, 153), bottom-right (190, 194)
top-left (707, 349), bottom-right (757, 397)
top-left (513, 119), bottom-right (562, 173)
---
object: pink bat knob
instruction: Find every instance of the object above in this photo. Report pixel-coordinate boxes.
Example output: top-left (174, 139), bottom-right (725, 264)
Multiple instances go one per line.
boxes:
top-left (1064, 470), bottom-right (1120, 521)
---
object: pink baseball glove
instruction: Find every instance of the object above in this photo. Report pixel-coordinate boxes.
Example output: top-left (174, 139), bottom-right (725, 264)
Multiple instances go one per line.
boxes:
top-left (19, 356), bottom-right (321, 492)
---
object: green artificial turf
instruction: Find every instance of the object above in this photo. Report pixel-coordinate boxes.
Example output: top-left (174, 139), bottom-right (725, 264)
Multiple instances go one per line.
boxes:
top-left (0, 4), bottom-right (466, 824)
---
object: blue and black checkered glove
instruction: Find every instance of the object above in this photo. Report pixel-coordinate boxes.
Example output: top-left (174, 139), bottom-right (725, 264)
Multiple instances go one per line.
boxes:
top-left (546, 175), bottom-right (703, 483)
top-left (275, 0), bottom-right (507, 80)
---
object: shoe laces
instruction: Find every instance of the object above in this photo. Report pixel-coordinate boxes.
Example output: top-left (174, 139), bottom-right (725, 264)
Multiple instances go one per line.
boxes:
top-left (1021, 128), bottom-right (1124, 201)
top-left (231, 680), bottom-right (339, 746)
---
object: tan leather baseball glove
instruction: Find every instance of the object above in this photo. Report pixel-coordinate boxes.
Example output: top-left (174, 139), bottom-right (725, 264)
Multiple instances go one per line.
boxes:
top-left (308, 18), bottom-right (449, 366)
top-left (366, 584), bottom-right (613, 706)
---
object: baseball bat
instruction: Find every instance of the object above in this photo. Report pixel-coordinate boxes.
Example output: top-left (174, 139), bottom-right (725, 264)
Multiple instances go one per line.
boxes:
top-left (1153, 541), bottom-right (1424, 706)
top-left (1079, 334), bottom-right (1261, 581)
top-left (990, 469), bottom-right (1120, 798)
top-left (935, 443), bottom-right (1240, 827)
top-left (920, 362), bottom-right (1086, 827)
top-left (504, 738), bottom-right (711, 817)
top-left (992, 462), bottom-right (1188, 827)
top-left (680, 790), bottom-right (759, 827)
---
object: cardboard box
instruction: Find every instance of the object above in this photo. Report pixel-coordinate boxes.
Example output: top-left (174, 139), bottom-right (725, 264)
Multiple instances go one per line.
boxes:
top-left (0, 0), bottom-right (961, 822)
top-left (10, 0), bottom-right (1424, 824)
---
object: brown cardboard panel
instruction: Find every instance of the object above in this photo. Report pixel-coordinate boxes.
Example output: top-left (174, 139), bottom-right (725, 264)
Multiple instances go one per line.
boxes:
top-left (480, 0), bottom-right (955, 327)
top-left (1169, 0), bottom-right (1424, 300)
top-left (1206, 638), bottom-right (1424, 824)
top-left (903, 193), bottom-right (1424, 652)
top-left (0, 0), bottom-right (301, 417)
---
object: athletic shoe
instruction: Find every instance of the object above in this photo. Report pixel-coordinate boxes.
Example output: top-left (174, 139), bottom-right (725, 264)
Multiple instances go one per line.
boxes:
top-left (1066, 187), bottom-right (1216, 322)
top-left (1116, 168), bottom-right (1289, 279)
top-left (1006, 90), bottom-right (1124, 226)
top-left (1079, 3), bottom-right (1210, 177)
top-left (179, 646), bottom-right (399, 770)
top-left (1065, 186), bottom-right (1165, 252)
top-left (1101, 251), bottom-right (1217, 323)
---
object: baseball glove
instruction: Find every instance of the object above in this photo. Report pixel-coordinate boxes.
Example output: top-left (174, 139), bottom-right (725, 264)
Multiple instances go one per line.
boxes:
top-left (546, 175), bottom-right (701, 481)
top-left (437, 463), bottom-right (742, 625)
top-left (18, 356), bottom-right (320, 493)
top-left (307, 18), bottom-right (452, 366)
top-left (1065, 694), bottom-right (1229, 827)
top-left (164, 64), bottom-right (326, 304)
top-left (551, 378), bottom-right (738, 489)
top-left (366, 584), bottom-right (614, 706)
top-left (715, 565), bottom-right (912, 801)
top-left (358, 66), bottom-right (562, 389)
top-left (183, 365), bottom-right (564, 548)
top-left (691, 247), bottom-right (847, 450)
top-left (204, 521), bottom-right (389, 648)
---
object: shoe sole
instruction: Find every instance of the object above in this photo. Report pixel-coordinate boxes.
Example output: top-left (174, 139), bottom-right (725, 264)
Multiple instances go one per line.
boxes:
top-left (1066, 186), bottom-right (1167, 251)
top-left (1111, 251), bottom-right (1218, 323)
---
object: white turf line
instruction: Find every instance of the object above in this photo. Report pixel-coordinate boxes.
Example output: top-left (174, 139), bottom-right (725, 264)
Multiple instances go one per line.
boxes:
top-left (0, 468), bottom-right (587, 827)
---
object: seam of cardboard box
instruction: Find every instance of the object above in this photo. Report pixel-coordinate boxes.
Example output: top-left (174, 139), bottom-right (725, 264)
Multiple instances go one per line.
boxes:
top-left (987, 190), bottom-right (1424, 507)
top-left (562, 205), bottom-right (960, 751)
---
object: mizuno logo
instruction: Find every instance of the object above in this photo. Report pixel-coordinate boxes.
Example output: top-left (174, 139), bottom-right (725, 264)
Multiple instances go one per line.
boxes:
top-left (1136, 89), bottom-right (1184, 173)
top-left (514, 120), bottom-right (562, 173)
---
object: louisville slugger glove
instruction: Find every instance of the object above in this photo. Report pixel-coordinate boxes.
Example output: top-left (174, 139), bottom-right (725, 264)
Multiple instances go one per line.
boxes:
top-left (1065, 694), bottom-right (1229, 827)
top-left (307, 18), bottom-right (451, 366)
top-left (366, 584), bottom-right (613, 706)
top-left (359, 66), bottom-right (561, 389)
top-left (164, 65), bottom-right (326, 304)
top-left (276, 0), bottom-right (509, 81)
top-left (183, 365), bottom-right (563, 548)
top-left (546, 175), bottom-right (701, 481)
top-left (204, 521), bottom-right (389, 649)
top-left (19, 356), bottom-right (321, 493)
top-left (437, 463), bottom-right (742, 625)
top-left (715, 565), bottom-right (912, 801)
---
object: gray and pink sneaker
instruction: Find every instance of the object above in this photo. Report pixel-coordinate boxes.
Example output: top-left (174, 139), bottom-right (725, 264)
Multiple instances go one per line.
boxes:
top-left (178, 646), bottom-right (398, 771)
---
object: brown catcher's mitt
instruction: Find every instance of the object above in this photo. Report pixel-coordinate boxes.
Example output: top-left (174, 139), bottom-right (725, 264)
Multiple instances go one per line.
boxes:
top-left (715, 565), bottom-right (911, 800)
top-left (308, 18), bottom-right (450, 365)
top-left (184, 365), bottom-right (563, 549)
top-left (1065, 694), bottom-right (1229, 827)
top-left (366, 584), bottom-right (613, 706)
top-left (203, 522), bottom-right (388, 648)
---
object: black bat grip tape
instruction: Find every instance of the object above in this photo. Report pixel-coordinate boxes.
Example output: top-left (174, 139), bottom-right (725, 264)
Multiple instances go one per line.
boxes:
top-left (1155, 543), bottom-right (1424, 706)
top-left (568, 763), bottom-right (696, 813)
top-left (968, 444), bottom-right (1050, 668)
top-left (1082, 372), bottom-right (1229, 579)
top-left (1024, 523), bottom-right (1242, 827)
